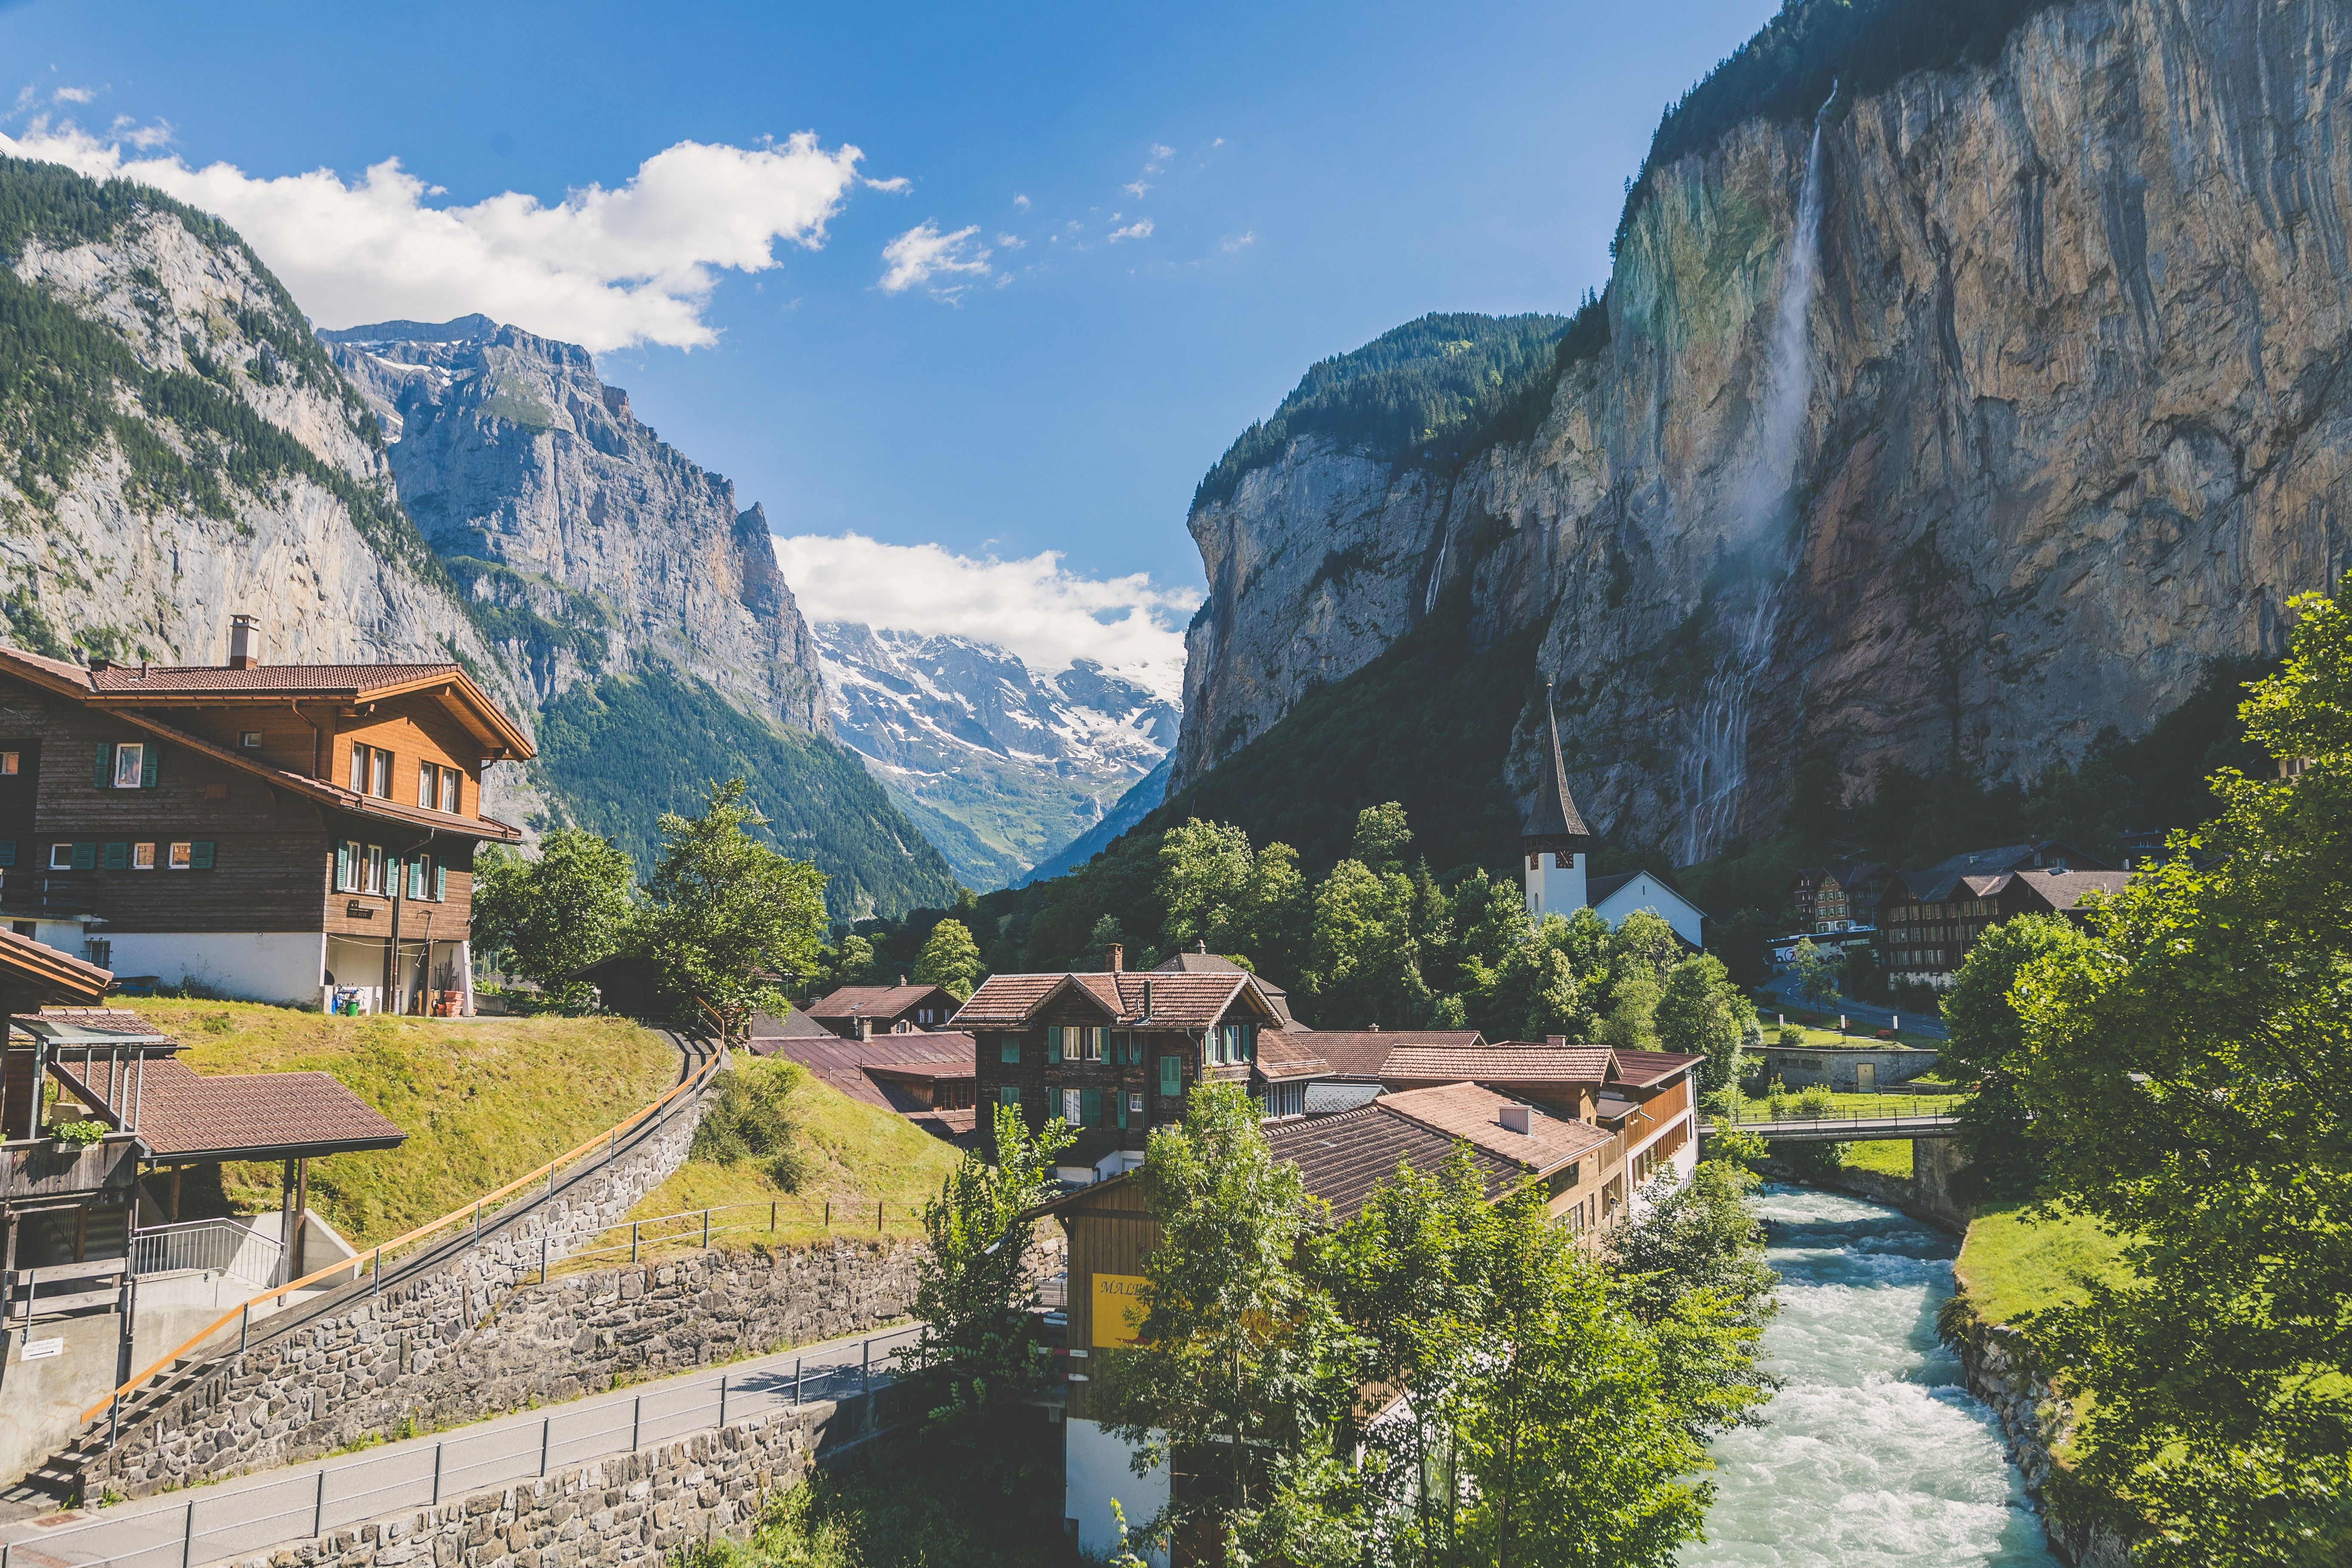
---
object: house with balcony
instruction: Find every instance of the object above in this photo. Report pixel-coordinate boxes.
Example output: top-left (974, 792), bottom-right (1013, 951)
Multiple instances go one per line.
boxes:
top-left (1873, 841), bottom-right (2127, 988)
top-left (0, 619), bottom-right (534, 1010)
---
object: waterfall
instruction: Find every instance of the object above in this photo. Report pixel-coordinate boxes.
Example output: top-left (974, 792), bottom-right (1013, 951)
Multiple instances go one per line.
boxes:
top-left (1674, 86), bottom-right (1835, 866)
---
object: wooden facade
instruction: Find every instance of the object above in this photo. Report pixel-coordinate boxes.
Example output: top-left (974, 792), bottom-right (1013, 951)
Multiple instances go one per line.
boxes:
top-left (0, 646), bottom-right (530, 1010)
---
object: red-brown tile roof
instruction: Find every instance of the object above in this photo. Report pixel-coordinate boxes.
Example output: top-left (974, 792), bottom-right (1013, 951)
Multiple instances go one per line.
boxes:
top-left (905, 1106), bottom-right (979, 1146)
top-left (15, 1006), bottom-right (167, 1036)
top-left (952, 974), bottom-right (1072, 1026)
top-left (1606, 1050), bottom-right (1704, 1088)
top-left (58, 1055), bottom-right (404, 1160)
top-left (85, 663), bottom-right (469, 695)
top-left (1286, 1030), bottom-right (1486, 1078)
top-left (752, 1031), bottom-right (973, 1111)
top-left (952, 971), bottom-right (1278, 1030)
top-left (1379, 1083), bottom-right (1613, 1172)
top-left (0, 934), bottom-right (113, 1006)
top-left (1381, 1045), bottom-right (1617, 1085)
top-left (804, 983), bottom-right (956, 1021)
top-left (1265, 1105), bottom-right (1519, 1222)
top-left (1253, 1032), bottom-right (1331, 1082)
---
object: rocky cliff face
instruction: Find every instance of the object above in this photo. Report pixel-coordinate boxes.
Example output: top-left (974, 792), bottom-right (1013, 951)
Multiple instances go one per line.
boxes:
top-left (324, 317), bottom-right (829, 736)
top-left (1175, 0), bottom-right (2352, 859)
top-left (816, 622), bottom-right (1178, 888)
top-left (0, 172), bottom-right (540, 821)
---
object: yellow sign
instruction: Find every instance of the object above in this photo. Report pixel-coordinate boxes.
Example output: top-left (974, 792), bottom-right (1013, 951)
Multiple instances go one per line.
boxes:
top-left (1092, 1273), bottom-right (1150, 1348)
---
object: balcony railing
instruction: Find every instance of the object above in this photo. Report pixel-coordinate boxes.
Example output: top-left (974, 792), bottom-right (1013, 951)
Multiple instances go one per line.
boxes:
top-left (132, 1217), bottom-right (282, 1288)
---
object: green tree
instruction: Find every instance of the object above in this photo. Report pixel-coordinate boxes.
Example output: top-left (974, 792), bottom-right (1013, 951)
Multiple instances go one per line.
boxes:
top-left (1654, 953), bottom-right (1754, 1092)
top-left (1789, 936), bottom-right (1837, 1009)
top-left (817, 931), bottom-right (876, 993)
top-left (1598, 964), bottom-right (1663, 1052)
top-left (895, 1104), bottom-right (1073, 1501)
top-left (642, 778), bottom-right (829, 1025)
top-left (1455, 1191), bottom-right (1710, 1568)
top-left (1351, 800), bottom-right (1415, 874)
top-left (1472, 907), bottom-right (1609, 1042)
top-left (469, 829), bottom-right (636, 998)
top-left (913, 918), bottom-right (986, 1002)
top-left (1607, 908), bottom-right (1684, 991)
top-left (1158, 818), bottom-right (1254, 954)
top-left (1941, 913), bottom-right (2086, 1199)
top-left (2014, 593), bottom-right (2352, 1568)
top-left (1094, 1085), bottom-right (1365, 1562)
top-left (1606, 1160), bottom-right (1777, 1440)
top-left (1305, 857), bottom-right (1434, 1027)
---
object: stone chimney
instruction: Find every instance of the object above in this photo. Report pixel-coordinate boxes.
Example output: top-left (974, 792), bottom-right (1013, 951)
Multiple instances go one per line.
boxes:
top-left (1499, 1103), bottom-right (1534, 1135)
top-left (1547, 1034), bottom-right (1567, 1048)
top-left (229, 614), bottom-right (260, 670)
top-left (1106, 943), bottom-right (1124, 972)
top-left (858, 1015), bottom-right (873, 1041)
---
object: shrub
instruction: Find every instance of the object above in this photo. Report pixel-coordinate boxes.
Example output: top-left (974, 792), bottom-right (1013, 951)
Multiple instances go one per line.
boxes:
top-left (1794, 1084), bottom-right (1838, 1119)
top-left (1776, 1022), bottom-right (1804, 1047)
top-left (54, 1117), bottom-right (106, 1146)
top-left (689, 1058), bottom-right (812, 1191)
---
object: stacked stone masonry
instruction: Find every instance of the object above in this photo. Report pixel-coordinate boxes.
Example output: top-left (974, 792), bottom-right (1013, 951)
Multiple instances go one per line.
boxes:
top-left (217, 1392), bottom-right (906, 1568)
top-left (78, 1083), bottom-right (716, 1498)
top-left (1954, 1323), bottom-right (2133, 1568)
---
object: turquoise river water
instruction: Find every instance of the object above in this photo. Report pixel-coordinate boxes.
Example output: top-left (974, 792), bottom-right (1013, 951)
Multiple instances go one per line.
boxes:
top-left (1679, 1185), bottom-right (2061, 1568)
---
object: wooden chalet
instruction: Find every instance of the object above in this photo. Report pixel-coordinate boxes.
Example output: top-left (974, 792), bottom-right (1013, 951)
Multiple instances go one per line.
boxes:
top-left (0, 620), bottom-right (533, 1011)
top-left (802, 980), bottom-right (960, 1038)
top-left (957, 944), bottom-right (1286, 1184)
top-left (1873, 841), bottom-right (2126, 986)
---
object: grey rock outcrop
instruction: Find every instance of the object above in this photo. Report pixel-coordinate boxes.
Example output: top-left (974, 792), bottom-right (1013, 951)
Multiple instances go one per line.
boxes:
top-left (1174, 0), bottom-right (2352, 857)
top-left (325, 320), bottom-right (829, 735)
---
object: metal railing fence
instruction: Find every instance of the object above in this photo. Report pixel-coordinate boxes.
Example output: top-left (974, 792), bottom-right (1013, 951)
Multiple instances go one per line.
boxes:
top-left (129, 1219), bottom-right (281, 1288)
top-left (13, 1324), bottom-right (921, 1568)
top-left (560, 1196), bottom-right (928, 1274)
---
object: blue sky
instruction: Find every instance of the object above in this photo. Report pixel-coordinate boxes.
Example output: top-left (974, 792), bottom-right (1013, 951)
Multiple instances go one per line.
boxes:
top-left (1, 0), bottom-right (1778, 683)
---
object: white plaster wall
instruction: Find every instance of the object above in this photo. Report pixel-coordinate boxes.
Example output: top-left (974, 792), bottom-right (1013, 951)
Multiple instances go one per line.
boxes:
top-left (1523, 849), bottom-right (1585, 919)
top-left (1066, 1417), bottom-right (1169, 1568)
top-left (102, 932), bottom-right (326, 1006)
top-left (1594, 875), bottom-right (1705, 949)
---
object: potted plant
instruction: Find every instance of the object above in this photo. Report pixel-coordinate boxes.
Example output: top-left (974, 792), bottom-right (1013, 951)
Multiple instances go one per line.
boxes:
top-left (52, 1118), bottom-right (107, 1150)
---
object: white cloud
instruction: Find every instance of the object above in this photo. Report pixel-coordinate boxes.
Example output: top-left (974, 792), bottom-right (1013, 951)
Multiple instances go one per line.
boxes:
top-left (1148, 143), bottom-right (1174, 165)
top-left (52, 86), bottom-right (94, 104)
top-left (878, 219), bottom-right (992, 297)
top-left (1122, 180), bottom-right (1151, 199)
top-left (1221, 231), bottom-right (1256, 252)
top-left (994, 232), bottom-right (1025, 249)
top-left (1107, 217), bottom-right (1154, 243)
top-left (107, 115), bottom-right (173, 150)
top-left (772, 533), bottom-right (1196, 701)
top-left (861, 174), bottom-right (911, 193)
top-left (0, 118), bottom-right (865, 351)
top-left (1012, 192), bottom-right (1031, 209)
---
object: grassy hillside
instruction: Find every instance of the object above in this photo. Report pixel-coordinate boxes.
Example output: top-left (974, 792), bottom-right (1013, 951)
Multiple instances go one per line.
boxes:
top-left (533, 664), bottom-right (962, 921)
top-left (588, 1059), bottom-right (962, 1262)
top-left (122, 999), bottom-right (678, 1249)
top-left (1955, 1200), bottom-right (2135, 1326)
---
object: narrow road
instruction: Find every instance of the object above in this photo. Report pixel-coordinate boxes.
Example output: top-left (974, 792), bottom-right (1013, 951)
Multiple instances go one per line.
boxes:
top-left (0, 1318), bottom-right (922, 1568)
top-left (1756, 969), bottom-right (1947, 1042)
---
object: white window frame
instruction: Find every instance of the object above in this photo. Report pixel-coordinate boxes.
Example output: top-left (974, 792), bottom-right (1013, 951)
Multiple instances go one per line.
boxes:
top-left (350, 744), bottom-right (367, 793)
top-left (0, 750), bottom-right (17, 775)
top-left (167, 841), bottom-right (193, 871)
top-left (363, 844), bottom-right (386, 895)
top-left (440, 766), bottom-right (461, 815)
top-left (370, 748), bottom-right (390, 799)
top-left (132, 841), bottom-right (155, 871)
top-left (418, 761), bottom-right (436, 809)
top-left (1062, 1087), bottom-right (1084, 1127)
top-left (239, 731), bottom-right (261, 749)
top-left (49, 842), bottom-right (71, 870)
top-left (113, 743), bottom-right (144, 789)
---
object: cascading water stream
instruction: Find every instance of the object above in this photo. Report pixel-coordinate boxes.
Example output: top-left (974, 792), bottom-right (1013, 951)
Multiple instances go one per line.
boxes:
top-left (1675, 86), bottom-right (1837, 865)
top-left (1679, 1186), bottom-right (2062, 1567)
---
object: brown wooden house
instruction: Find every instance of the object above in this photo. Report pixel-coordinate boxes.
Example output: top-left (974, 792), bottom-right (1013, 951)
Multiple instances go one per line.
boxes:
top-left (956, 945), bottom-right (1286, 1185)
top-left (1873, 841), bottom-right (2125, 987)
top-left (0, 623), bottom-right (533, 1011)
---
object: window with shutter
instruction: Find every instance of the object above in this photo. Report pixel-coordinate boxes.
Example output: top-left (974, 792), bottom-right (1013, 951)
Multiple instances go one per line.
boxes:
top-left (141, 746), bottom-right (158, 787)
top-left (70, 841), bottom-right (95, 870)
top-left (1081, 1087), bottom-right (1102, 1125)
top-left (1062, 1088), bottom-right (1083, 1127)
top-left (94, 742), bottom-right (113, 788)
top-left (350, 745), bottom-right (367, 792)
top-left (418, 762), bottom-right (436, 808)
top-left (434, 862), bottom-right (447, 901)
top-left (335, 841), bottom-right (353, 892)
top-left (189, 841), bottom-right (214, 870)
top-left (998, 1086), bottom-right (1020, 1106)
top-left (441, 767), bottom-right (461, 814)
top-left (1045, 1026), bottom-right (1062, 1064)
top-left (999, 1035), bottom-right (1020, 1064)
top-left (1158, 1054), bottom-right (1181, 1096)
top-left (102, 841), bottom-right (128, 870)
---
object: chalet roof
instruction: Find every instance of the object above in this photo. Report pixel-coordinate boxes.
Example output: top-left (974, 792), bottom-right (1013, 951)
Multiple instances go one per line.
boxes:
top-left (1519, 686), bottom-right (1591, 846)
top-left (804, 983), bottom-right (956, 1021)
top-left (1264, 1104), bottom-right (1519, 1222)
top-left (1153, 947), bottom-right (1298, 1023)
top-left (0, 646), bottom-right (528, 843)
top-left (57, 1054), bottom-right (405, 1161)
top-left (1382, 1044), bottom-right (1618, 1085)
top-left (953, 970), bottom-right (1277, 1030)
top-left (1380, 1083), bottom-right (1614, 1172)
top-left (863, 1059), bottom-right (978, 1084)
top-left (0, 935), bottom-right (113, 1008)
top-left (906, 1106), bottom-right (979, 1146)
top-left (1252, 1031), bottom-right (1331, 1083)
top-left (1293, 1029), bottom-right (1487, 1079)
top-left (1895, 842), bottom-right (2113, 904)
top-left (747, 1007), bottom-right (834, 1040)
top-left (749, 1030), bottom-right (973, 1112)
top-left (1604, 1049), bottom-right (1705, 1089)
top-left (1302, 1081), bottom-right (1384, 1116)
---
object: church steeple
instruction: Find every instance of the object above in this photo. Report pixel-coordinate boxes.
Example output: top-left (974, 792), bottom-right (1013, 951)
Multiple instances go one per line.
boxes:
top-left (1522, 683), bottom-right (1590, 918)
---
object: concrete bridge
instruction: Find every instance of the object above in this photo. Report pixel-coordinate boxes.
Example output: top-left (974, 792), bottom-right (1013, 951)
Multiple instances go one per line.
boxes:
top-left (1699, 1113), bottom-right (1959, 1144)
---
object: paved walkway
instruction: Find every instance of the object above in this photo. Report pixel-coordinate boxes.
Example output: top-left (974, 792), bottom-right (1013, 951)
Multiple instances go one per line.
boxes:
top-left (0, 1319), bottom-right (920, 1568)
top-left (1757, 970), bottom-right (1947, 1041)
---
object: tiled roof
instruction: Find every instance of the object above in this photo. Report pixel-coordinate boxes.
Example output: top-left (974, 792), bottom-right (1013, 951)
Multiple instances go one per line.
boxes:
top-left (1381, 1044), bottom-right (1617, 1085)
top-left (1294, 1030), bottom-right (1485, 1079)
top-left (1265, 1105), bottom-right (1518, 1222)
top-left (952, 971), bottom-right (1273, 1030)
top-left (2000, 868), bottom-right (2135, 912)
top-left (1302, 1081), bottom-right (1383, 1116)
top-left (805, 983), bottom-right (954, 1020)
top-left (863, 1059), bottom-right (977, 1083)
top-left (0, 934), bottom-right (113, 1005)
top-left (85, 663), bottom-right (467, 695)
top-left (1253, 1032), bottom-right (1331, 1082)
top-left (12, 1005), bottom-right (152, 1038)
top-left (905, 1106), bottom-right (979, 1146)
top-left (1607, 1049), bottom-right (1704, 1089)
top-left (747, 1007), bottom-right (835, 1039)
top-left (751, 1031), bottom-right (973, 1112)
top-left (1380, 1083), bottom-right (1612, 1172)
top-left (58, 1055), bottom-right (404, 1160)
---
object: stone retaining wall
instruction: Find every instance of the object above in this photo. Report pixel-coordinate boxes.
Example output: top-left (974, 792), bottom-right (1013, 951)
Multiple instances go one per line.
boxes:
top-left (215, 1389), bottom-right (911, 1568)
top-left (1949, 1321), bottom-right (2134, 1567)
top-left (77, 1081), bottom-right (715, 1500)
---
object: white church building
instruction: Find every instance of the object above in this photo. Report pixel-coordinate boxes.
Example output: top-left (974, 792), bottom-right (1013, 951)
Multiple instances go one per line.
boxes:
top-left (1521, 689), bottom-right (1708, 949)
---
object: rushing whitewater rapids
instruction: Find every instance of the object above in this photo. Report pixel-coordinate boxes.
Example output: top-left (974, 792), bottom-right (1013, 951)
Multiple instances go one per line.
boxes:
top-left (1680, 1185), bottom-right (2059, 1568)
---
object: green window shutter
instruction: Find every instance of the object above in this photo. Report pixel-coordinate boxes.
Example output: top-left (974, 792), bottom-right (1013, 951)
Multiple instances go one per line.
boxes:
top-left (102, 841), bottom-right (128, 870)
top-left (1045, 1026), bottom-right (1061, 1064)
top-left (998, 1085), bottom-right (1020, 1106)
top-left (1081, 1087), bottom-right (1102, 1126)
top-left (94, 743), bottom-right (113, 788)
top-left (190, 841), bottom-right (214, 870)
top-left (434, 862), bottom-right (447, 901)
top-left (998, 1035), bottom-right (1020, 1064)
top-left (141, 747), bottom-right (159, 787)
top-left (0, 840), bottom-right (16, 868)
top-left (1158, 1054), bottom-right (1181, 1096)
top-left (70, 841), bottom-right (95, 870)
top-left (1116, 1091), bottom-right (1129, 1130)
top-left (335, 842), bottom-right (351, 891)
